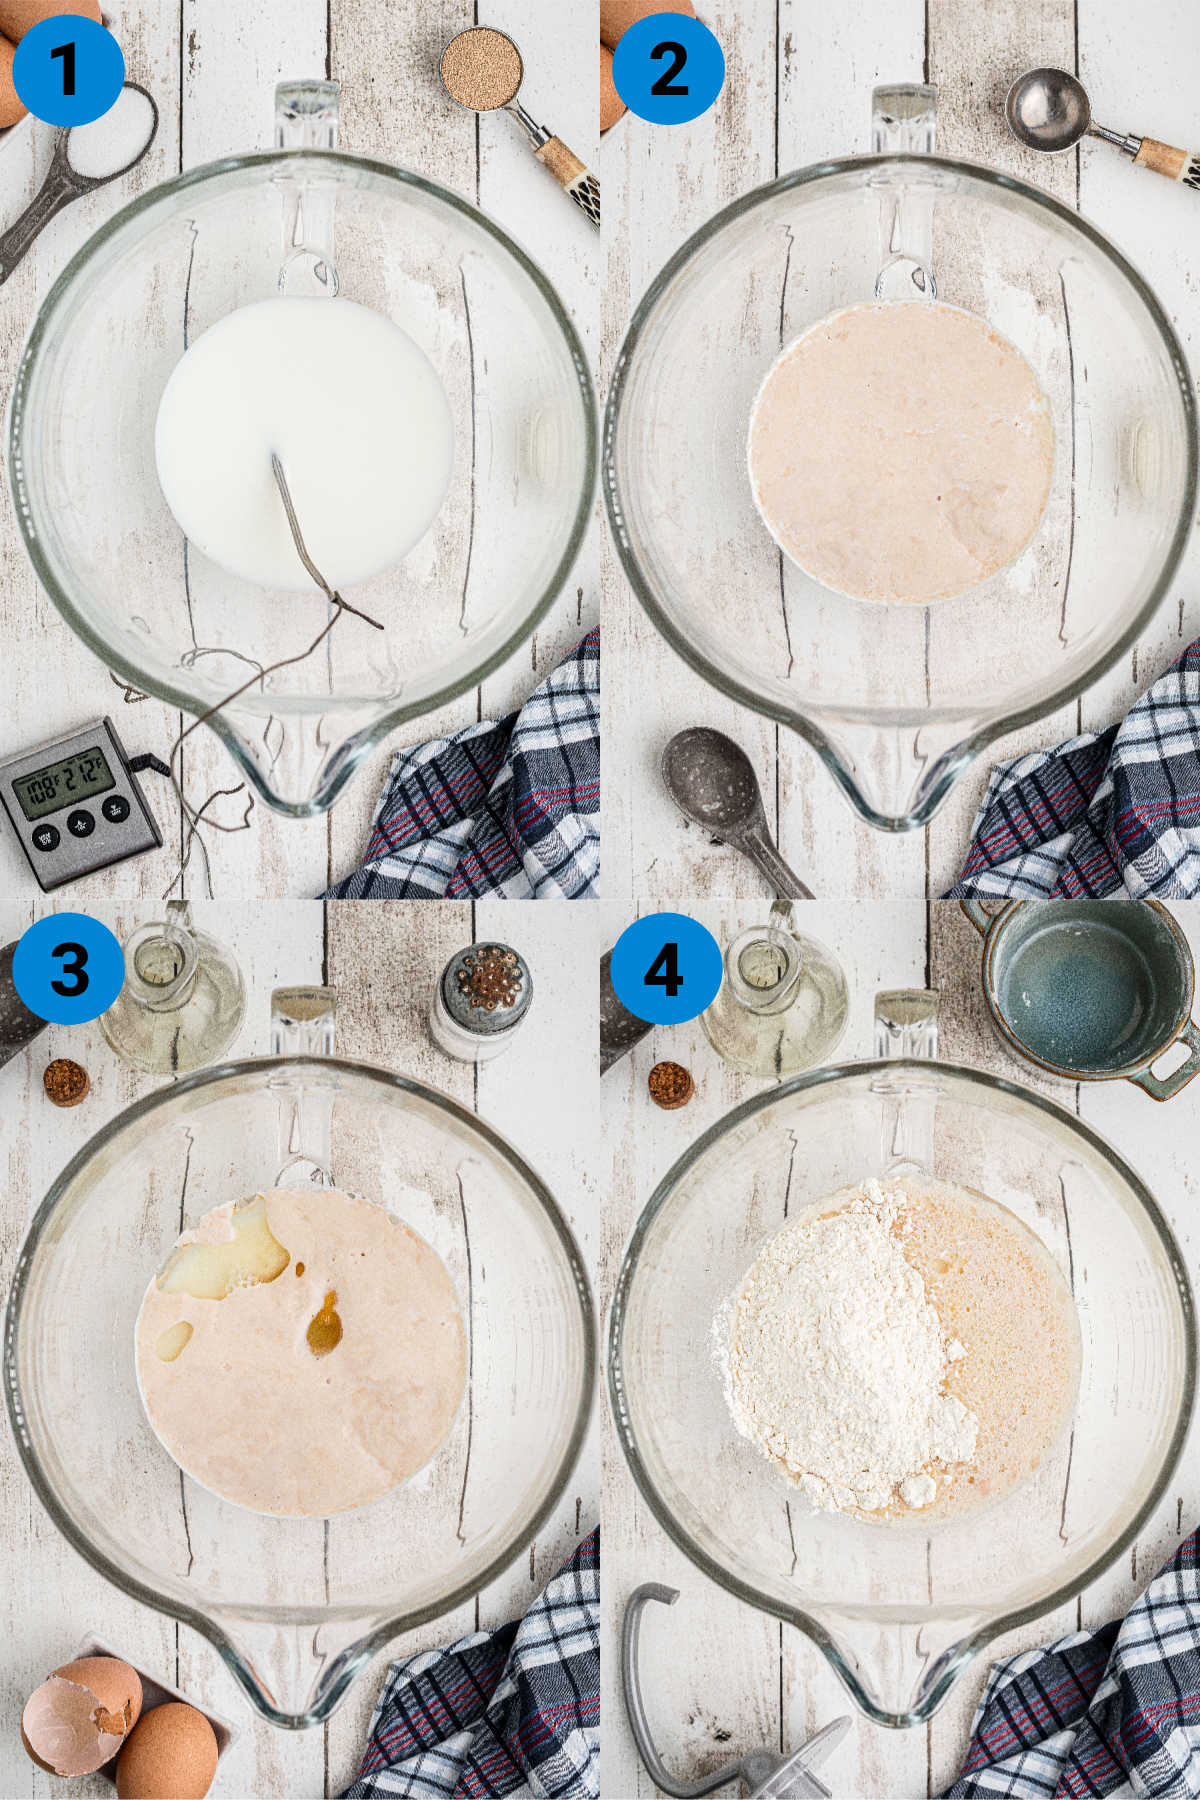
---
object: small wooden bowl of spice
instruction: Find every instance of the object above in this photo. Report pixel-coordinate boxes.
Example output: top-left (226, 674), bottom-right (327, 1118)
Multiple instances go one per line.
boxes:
top-left (44, 1058), bottom-right (89, 1107)
top-left (648, 1061), bottom-right (694, 1110)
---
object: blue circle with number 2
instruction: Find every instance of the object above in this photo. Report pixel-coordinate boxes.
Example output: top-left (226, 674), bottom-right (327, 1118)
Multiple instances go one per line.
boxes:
top-left (612, 14), bottom-right (725, 126)
top-left (611, 912), bottom-right (723, 1027)
top-left (13, 16), bottom-right (125, 128)
top-left (12, 912), bottom-right (125, 1026)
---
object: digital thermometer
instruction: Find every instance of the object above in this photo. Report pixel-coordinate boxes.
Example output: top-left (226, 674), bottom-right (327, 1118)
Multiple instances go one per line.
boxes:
top-left (0, 718), bottom-right (163, 891)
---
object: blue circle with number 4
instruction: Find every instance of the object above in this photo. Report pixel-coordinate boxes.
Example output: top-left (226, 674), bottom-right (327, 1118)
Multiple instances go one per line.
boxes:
top-left (13, 16), bottom-right (125, 128)
top-left (610, 912), bottom-right (723, 1026)
top-left (611, 14), bottom-right (725, 126)
top-left (12, 912), bottom-right (125, 1025)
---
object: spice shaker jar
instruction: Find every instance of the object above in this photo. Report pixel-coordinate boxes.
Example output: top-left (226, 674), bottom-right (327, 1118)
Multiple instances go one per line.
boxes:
top-left (429, 943), bottom-right (532, 1063)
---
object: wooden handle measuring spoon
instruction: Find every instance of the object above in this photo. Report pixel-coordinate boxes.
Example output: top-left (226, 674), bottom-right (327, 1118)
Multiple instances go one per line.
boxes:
top-left (1006, 67), bottom-right (1199, 191)
top-left (440, 26), bottom-right (600, 228)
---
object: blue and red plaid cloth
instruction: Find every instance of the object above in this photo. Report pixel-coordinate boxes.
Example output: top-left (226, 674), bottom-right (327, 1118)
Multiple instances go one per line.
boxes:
top-left (341, 1529), bottom-right (599, 1800)
top-left (947, 640), bottom-right (1200, 901)
top-left (324, 631), bottom-right (599, 900)
top-left (941, 1529), bottom-right (1200, 1798)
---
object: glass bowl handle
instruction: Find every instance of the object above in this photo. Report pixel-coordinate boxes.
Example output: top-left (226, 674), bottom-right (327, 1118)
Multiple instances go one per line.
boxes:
top-left (871, 83), bottom-right (937, 301)
top-left (269, 985), bottom-right (337, 1185)
top-left (270, 984), bottom-right (336, 1056)
top-left (874, 987), bottom-right (939, 1059)
top-left (275, 77), bottom-right (340, 296)
top-left (873, 989), bottom-right (940, 1176)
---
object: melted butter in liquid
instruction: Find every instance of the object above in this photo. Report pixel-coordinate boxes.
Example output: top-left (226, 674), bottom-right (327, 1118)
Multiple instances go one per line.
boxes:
top-left (157, 1192), bottom-right (289, 1299)
top-left (135, 1186), bottom-right (466, 1517)
top-left (155, 1321), bottom-right (193, 1362)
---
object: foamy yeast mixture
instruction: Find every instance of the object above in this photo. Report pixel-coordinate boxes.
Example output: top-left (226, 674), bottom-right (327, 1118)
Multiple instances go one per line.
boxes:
top-left (719, 1175), bottom-right (1079, 1521)
top-left (136, 1187), bottom-right (466, 1517)
top-left (747, 302), bottom-right (1055, 604)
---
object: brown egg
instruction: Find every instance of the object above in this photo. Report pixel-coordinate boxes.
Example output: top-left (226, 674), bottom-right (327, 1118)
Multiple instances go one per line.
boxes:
top-left (600, 0), bottom-right (695, 51)
top-left (0, 35), bottom-right (26, 128)
top-left (600, 44), bottom-right (626, 133)
top-left (116, 1702), bottom-right (218, 1800)
top-left (0, 0), bottom-right (101, 41)
top-left (21, 1656), bottom-right (143, 1777)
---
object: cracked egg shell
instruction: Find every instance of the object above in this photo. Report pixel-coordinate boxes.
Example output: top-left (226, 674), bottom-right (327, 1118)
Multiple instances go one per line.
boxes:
top-left (116, 1702), bottom-right (218, 1800)
top-left (21, 1657), bottom-right (142, 1777)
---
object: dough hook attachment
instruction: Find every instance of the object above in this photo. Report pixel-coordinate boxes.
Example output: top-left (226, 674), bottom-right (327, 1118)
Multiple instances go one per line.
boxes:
top-left (621, 1584), bottom-right (851, 1798)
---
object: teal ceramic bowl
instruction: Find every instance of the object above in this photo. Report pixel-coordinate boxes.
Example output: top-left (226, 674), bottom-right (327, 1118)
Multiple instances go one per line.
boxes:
top-left (962, 899), bottom-right (1200, 1101)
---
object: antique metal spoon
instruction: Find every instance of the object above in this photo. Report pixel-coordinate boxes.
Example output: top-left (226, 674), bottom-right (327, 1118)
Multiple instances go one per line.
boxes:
top-left (662, 727), bottom-right (814, 900)
top-left (1005, 67), bottom-right (1199, 189)
top-left (0, 83), bottom-right (159, 286)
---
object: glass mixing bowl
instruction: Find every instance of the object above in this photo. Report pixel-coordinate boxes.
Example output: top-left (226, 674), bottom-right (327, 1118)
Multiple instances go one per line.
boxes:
top-left (5, 989), bottom-right (595, 1727)
top-left (8, 83), bottom-right (596, 814)
top-left (608, 995), bottom-right (1195, 1727)
top-left (604, 86), bottom-right (1197, 831)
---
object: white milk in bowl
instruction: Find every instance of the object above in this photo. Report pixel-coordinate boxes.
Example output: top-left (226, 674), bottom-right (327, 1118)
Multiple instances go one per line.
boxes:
top-left (154, 294), bottom-right (454, 591)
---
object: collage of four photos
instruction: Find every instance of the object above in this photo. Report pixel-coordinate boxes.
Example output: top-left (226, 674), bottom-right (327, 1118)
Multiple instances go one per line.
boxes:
top-left (1, 0), bottom-right (1200, 1796)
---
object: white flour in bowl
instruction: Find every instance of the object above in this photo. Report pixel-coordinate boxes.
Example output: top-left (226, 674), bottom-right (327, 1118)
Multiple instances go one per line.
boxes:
top-left (715, 1173), bottom-right (1080, 1521)
top-left (716, 1178), bottom-right (975, 1514)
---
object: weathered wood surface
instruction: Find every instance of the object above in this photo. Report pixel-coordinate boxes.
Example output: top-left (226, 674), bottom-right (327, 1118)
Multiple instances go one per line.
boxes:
top-left (0, 0), bottom-right (598, 900)
top-left (601, 898), bottom-right (1200, 1799)
top-left (0, 898), bottom-right (597, 1797)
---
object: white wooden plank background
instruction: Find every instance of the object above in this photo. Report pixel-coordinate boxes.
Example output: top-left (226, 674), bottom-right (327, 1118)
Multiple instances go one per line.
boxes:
top-left (0, 0), bottom-right (598, 901)
top-left (0, 897), bottom-right (599, 1799)
top-left (600, 899), bottom-right (1200, 1799)
top-left (602, 0), bottom-right (1200, 902)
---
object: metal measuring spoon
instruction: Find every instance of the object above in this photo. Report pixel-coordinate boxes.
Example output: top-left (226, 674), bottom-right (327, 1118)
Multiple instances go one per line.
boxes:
top-left (439, 26), bottom-right (600, 227)
top-left (1006, 67), bottom-right (1199, 189)
top-left (0, 81), bottom-right (159, 286)
top-left (622, 1585), bottom-right (851, 1798)
top-left (662, 727), bottom-right (815, 900)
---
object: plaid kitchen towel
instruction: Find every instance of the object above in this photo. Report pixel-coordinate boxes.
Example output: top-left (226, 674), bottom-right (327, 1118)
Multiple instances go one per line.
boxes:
top-left (323, 630), bottom-right (599, 899)
top-left (940, 1529), bottom-right (1200, 1799)
top-left (946, 639), bottom-right (1200, 901)
top-left (341, 1529), bottom-right (599, 1800)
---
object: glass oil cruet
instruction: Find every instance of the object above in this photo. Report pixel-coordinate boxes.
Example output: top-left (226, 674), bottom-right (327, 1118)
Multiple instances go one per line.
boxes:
top-left (99, 900), bottom-right (246, 1075)
top-left (700, 901), bottom-right (849, 1077)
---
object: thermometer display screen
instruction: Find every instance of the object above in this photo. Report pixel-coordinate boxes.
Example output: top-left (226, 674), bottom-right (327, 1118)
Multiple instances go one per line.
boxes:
top-left (12, 748), bottom-right (116, 820)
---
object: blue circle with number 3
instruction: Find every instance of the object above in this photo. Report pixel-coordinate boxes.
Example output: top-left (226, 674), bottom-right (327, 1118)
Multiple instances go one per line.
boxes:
top-left (12, 912), bottom-right (125, 1026)
top-left (611, 14), bottom-right (724, 126)
top-left (611, 912), bottom-right (723, 1027)
top-left (13, 16), bottom-right (125, 128)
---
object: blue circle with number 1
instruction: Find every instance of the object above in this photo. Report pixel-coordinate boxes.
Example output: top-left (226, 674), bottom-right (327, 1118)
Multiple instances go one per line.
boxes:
top-left (610, 911), bottom-right (723, 1027)
top-left (611, 14), bottom-right (725, 127)
top-left (12, 912), bottom-right (125, 1026)
top-left (13, 16), bottom-right (125, 128)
